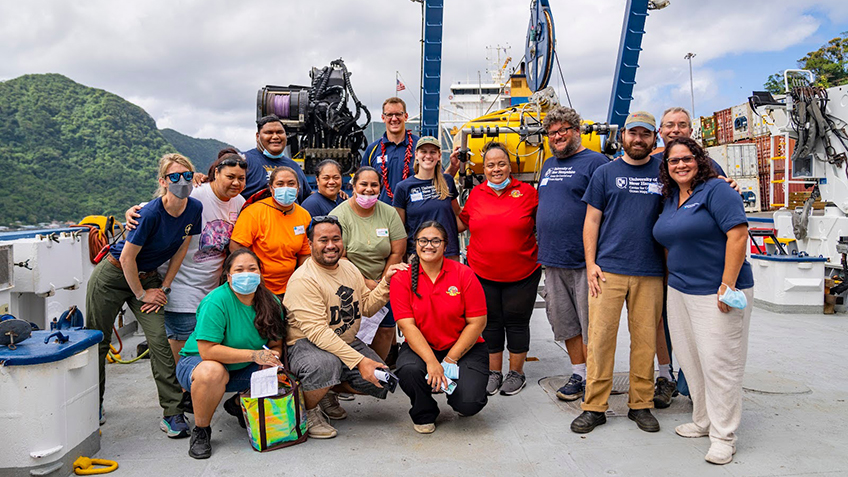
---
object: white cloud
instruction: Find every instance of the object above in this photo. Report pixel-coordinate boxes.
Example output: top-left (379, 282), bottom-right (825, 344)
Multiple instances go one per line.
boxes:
top-left (1, 0), bottom-right (845, 150)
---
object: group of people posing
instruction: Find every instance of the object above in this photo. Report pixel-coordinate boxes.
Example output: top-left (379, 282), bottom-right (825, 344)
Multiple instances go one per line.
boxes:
top-left (84, 97), bottom-right (753, 466)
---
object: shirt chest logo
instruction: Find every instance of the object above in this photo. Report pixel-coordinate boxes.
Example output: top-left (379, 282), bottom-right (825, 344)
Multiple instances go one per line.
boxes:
top-left (182, 224), bottom-right (192, 239)
top-left (446, 286), bottom-right (460, 297)
top-left (510, 190), bottom-right (523, 198)
top-left (683, 202), bottom-right (700, 209)
top-left (616, 177), bottom-right (628, 189)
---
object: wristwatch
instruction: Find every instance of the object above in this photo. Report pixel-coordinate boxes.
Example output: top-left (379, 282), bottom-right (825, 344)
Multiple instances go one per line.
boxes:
top-left (161, 286), bottom-right (171, 295)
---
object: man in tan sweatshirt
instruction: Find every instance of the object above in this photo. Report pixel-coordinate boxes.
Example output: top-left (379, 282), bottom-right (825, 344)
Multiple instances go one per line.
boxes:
top-left (284, 216), bottom-right (406, 439)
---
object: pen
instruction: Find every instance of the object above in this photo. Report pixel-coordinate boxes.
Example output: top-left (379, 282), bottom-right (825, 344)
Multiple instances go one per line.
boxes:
top-left (263, 345), bottom-right (284, 367)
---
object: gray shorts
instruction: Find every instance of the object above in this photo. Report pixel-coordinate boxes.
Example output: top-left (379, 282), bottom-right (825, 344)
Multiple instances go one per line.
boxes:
top-left (287, 338), bottom-right (388, 399)
top-left (541, 267), bottom-right (589, 344)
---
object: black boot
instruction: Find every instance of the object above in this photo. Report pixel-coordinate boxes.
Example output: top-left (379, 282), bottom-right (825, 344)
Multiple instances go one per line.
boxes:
top-left (223, 394), bottom-right (246, 429)
top-left (570, 411), bottom-right (607, 433)
top-left (628, 408), bottom-right (660, 432)
top-left (188, 426), bottom-right (212, 459)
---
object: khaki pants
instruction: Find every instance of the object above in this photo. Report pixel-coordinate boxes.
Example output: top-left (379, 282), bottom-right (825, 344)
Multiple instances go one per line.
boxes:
top-left (86, 259), bottom-right (183, 417)
top-left (582, 272), bottom-right (663, 412)
top-left (667, 287), bottom-right (752, 447)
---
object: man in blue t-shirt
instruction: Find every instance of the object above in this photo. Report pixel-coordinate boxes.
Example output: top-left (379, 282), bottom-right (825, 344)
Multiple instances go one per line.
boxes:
top-left (537, 107), bottom-right (609, 403)
top-left (362, 97), bottom-right (459, 204)
top-left (241, 114), bottom-right (312, 202)
top-left (571, 111), bottom-right (665, 435)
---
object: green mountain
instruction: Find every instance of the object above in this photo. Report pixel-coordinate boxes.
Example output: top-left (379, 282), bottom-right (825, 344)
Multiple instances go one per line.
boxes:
top-left (0, 73), bottom-right (230, 225)
top-left (160, 128), bottom-right (233, 174)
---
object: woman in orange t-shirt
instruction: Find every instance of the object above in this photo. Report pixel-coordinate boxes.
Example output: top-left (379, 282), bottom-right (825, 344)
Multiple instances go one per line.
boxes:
top-left (230, 166), bottom-right (312, 298)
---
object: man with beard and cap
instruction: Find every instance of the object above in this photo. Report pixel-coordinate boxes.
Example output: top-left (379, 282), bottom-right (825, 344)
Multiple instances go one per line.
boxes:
top-left (241, 114), bottom-right (312, 202)
top-left (284, 216), bottom-right (407, 439)
top-left (571, 111), bottom-right (665, 435)
top-left (535, 107), bottom-right (609, 402)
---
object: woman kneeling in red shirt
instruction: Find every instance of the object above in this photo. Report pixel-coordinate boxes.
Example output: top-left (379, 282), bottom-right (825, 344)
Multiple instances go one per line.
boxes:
top-left (390, 221), bottom-right (489, 434)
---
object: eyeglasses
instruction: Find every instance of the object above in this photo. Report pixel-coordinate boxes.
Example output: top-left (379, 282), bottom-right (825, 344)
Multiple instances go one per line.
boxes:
top-left (661, 122), bottom-right (690, 130)
top-left (416, 237), bottom-right (443, 247)
top-left (666, 156), bottom-right (696, 166)
top-left (547, 126), bottom-right (575, 138)
top-left (217, 157), bottom-right (247, 169)
top-left (165, 171), bottom-right (194, 183)
top-left (382, 112), bottom-right (406, 119)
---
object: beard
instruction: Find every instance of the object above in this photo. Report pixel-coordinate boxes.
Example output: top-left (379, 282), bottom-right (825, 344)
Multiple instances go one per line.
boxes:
top-left (622, 136), bottom-right (653, 160)
top-left (551, 135), bottom-right (581, 159)
top-left (314, 249), bottom-right (341, 267)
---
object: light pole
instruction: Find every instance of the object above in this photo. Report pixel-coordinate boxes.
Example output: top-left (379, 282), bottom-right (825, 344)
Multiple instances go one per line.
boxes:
top-left (685, 52), bottom-right (696, 119)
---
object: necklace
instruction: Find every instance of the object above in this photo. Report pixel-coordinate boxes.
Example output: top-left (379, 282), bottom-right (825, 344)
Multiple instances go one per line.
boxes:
top-left (379, 130), bottom-right (413, 200)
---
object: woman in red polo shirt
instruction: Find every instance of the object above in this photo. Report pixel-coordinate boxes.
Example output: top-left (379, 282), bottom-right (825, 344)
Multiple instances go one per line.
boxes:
top-left (458, 142), bottom-right (541, 397)
top-left (391, 221), bottom-right (488, 434)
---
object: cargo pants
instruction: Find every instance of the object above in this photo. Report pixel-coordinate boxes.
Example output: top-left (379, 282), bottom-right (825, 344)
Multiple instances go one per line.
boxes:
top-left (85, 259), bottom-right (183, 417)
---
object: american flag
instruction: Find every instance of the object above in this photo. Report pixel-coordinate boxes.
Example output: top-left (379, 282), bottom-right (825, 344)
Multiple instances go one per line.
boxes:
top-left (396, 79), bottom-right (406, 92)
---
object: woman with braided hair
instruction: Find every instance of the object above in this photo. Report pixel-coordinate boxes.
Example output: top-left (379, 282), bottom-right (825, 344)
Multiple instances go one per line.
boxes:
top-left (390, 221), bottom-right (489, 434)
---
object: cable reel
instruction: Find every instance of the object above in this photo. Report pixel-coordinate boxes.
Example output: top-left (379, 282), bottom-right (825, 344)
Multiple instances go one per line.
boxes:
top-left (525, 0), bottom-right (556, 92)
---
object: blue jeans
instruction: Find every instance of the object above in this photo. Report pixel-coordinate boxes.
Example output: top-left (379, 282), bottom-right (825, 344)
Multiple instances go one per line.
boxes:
top-left (164, 311), bottom-right (197, 341)
top-left (176, 355), bottom-right (259, 393)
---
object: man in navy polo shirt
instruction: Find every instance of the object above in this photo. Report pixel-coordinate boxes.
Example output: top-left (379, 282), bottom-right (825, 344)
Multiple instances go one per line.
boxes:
top-left (241, 114), bottom-right (312, 202)
top-left (537, 106), bottom-right (609, 402)
top-left (571, 111), bottom-right (665, 435)
top-left (363, 98), bottom-right (459, 204)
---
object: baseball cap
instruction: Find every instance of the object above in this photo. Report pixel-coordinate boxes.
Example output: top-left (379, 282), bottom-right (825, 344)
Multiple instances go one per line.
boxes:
top-left (416, 136), bottom-right (441, 150)
top-left (624, 111), bottom-right (656, 132)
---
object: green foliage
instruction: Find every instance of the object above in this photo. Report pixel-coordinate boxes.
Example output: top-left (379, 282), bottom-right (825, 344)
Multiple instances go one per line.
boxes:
top-left (0, 74), bottom-right (229, 226)
top-left (160, 128), bottom-right (233, 174)
top-left (764, 32), bottom-right (848, 93)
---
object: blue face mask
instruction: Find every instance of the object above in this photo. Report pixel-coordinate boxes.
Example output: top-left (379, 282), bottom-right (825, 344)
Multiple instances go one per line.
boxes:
top-left (487, 177), bottom-right (511, 191)
top-left (273, 186), bottom-right (298, 206)
top-left (231, 272), bottom-right (261, 295)
top-left (719, 284), bottom-right (747, 309)
top-left (263, 149), bottom-right (286, 159)
top-left (441, 361), bottom-right (460, 380)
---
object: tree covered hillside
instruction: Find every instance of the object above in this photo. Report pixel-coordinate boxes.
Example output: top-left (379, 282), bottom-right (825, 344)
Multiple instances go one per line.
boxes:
top-left (0, 74), bottom-right (232, 225)
top-left (160, 128), bottom-right (233, 174)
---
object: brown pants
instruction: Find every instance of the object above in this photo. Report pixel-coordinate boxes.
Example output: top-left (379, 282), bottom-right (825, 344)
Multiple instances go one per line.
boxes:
top-left (582, 272), bottom-right (663, 412)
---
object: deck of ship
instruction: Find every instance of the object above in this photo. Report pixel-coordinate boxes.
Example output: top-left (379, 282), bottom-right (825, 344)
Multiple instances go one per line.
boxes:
top-left (94, 301), bottom-right (848, 477)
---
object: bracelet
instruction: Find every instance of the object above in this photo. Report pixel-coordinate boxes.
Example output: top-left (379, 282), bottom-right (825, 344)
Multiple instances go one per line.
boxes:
top-left (136, 291), bottom-right (146, 301)
top-left (443, 356), bottom-right (458, 364)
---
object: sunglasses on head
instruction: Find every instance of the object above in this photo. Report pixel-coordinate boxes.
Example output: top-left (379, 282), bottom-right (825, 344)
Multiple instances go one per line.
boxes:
top-left (165, 171), bottom-right (194, 183)
top-left (311, 215), bottom-right (340, 226)
top-left (218, 157), bottom-right (247, 169)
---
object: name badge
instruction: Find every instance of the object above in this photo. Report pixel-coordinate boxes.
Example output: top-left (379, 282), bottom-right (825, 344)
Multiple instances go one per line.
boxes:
top-left (376, 228), bottom-right (389, 237)
top-left (540, 177), bottom-right (549, 187)
top-left (647, 183), bottom-right (661, 195)
top-left (376, 155), bottom-right (387, 165)
top-left (410, 191), bottom-right (424, 202)
top-left (294, 225), bottom-right (305, 235)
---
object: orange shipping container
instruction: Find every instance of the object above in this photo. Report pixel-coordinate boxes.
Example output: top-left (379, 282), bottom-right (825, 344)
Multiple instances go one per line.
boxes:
top-left (715, 108), bottom-right (733, 145)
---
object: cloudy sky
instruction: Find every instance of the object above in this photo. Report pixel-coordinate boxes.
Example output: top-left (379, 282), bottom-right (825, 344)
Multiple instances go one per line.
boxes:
top-left (2, 0), bottom-right (846, 150)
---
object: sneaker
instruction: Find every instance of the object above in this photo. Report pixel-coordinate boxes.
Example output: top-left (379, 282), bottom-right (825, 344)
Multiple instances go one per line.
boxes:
top-left (306, 407), bottom-right (337, 439)
top-left (500, 370), bottom-right (526, 396)
top-left (570, 411), bottom-right (606, 433)
top-left (318, 391), bottom-right (348, 420)
top-left (627, 409), bottom-right (660, 432)
top-left (99, 406), bottom-right (106, 425)
top-left (181, 391), bottom-right (194, 414)
top-left (413, 423), bottom-right (436, 434)
top-left (160, 413), bottom-right (190, 438)
top-left (188, 426), bottom-right (212, 459)
top-left (653, 377), bottom-right (677, 409)
top-left (556, 373), bottom-right (585, 401)
top-left (223, 394), bottom-right (246, 429)
top-left (337, 393), bottom-right (355, 401)
top-left (486, 371), bottom-right (503, 396)
top-left (675, 422), bottom-right (709, 438)
top-left (705, 442), bottom-right (736, 465)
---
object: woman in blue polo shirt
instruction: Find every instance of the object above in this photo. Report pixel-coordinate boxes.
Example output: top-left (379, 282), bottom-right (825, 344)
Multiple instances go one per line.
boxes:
top-left (86, 153), bottom-right (202, 439)
top-left (393, 136), bottom-right (461, 260)
top-left (301, 159), bottom-right (345, 217)
top-left (652, 137), bottom-right (753, 465)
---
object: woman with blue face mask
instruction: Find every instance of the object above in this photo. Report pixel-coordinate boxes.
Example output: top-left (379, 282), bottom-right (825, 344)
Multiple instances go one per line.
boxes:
top-left (457, 142), bottom-right (541, 397)
top-left (652, 137), bottom-right (754, 465)
top-left (176, 248), bottom-right (286, 459)
top-left (230, 166), bottom-right (312, 299)
top-left (86, 153), bottom-right (202, 439)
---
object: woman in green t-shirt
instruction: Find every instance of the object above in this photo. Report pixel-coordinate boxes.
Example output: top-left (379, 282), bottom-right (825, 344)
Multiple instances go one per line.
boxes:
top-left (330, 166), bottom-right (407, 361)
top-left (176, 248), bottom-right (285, 459)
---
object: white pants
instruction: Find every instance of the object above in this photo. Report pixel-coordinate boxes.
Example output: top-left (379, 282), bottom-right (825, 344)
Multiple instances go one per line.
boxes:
top-left (667, 287), bottom-right (753, 448)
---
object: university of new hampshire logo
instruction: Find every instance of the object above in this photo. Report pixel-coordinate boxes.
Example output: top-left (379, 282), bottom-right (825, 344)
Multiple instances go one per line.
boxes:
top-left (616, 177), bottom-right (628, 189)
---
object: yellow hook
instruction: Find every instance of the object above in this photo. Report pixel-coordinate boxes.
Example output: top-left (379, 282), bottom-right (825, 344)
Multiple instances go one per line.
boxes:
top-left (72, 456), bottom-right (119, 475)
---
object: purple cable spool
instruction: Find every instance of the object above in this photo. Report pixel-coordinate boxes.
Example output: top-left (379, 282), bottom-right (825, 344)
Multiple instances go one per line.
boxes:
top-left (272, 94), bottom-right (291, 119)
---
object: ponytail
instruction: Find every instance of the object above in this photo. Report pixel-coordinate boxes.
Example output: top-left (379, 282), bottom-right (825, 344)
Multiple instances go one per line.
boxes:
top-left (410, 254), bottom-right (421, 298)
